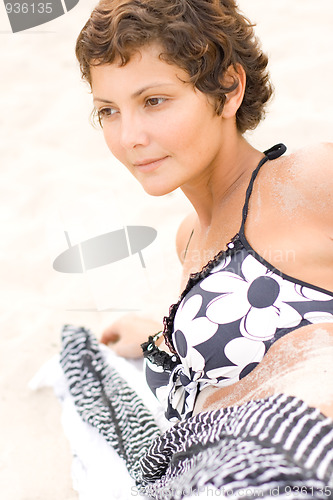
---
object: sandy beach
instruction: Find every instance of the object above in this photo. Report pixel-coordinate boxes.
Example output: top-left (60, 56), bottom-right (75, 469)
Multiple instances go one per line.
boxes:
top-left (0, 1), bottom-right (332, 498)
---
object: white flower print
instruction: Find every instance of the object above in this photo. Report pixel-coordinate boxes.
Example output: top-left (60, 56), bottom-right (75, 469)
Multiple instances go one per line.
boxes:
top-left (172, 294), bottom-right (218, 375)
top-left (224, 336), bottom-right (266, 367)
top-left (210, 254), bottom-right (232, 273)
top-left (294, 284), bottom-right (333, 302)
top-left (199, 254), bottom-right (328, 341)
top-left (206, 337), bottom-right (266, 385)
top-left (303, 311), bottom-right (333, 323)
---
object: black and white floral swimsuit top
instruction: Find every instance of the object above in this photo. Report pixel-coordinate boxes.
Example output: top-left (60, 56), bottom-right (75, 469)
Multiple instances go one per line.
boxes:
top-left (142, 144), bottom-right (333, 422)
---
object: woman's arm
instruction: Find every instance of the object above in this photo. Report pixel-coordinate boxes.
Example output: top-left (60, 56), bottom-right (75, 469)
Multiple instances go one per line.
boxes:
top-left (100, 315), bottom-right (164, 358)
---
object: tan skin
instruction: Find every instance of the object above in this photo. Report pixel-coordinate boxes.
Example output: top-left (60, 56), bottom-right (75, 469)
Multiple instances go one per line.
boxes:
top-left (193, 325), bottom-right (333, 418)
top-left (96, 44), bottom-right (333, 418)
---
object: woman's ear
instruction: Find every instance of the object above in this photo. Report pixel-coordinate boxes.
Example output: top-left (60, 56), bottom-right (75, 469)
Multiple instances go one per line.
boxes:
top-left (221, 64), bottom-right (246, 120)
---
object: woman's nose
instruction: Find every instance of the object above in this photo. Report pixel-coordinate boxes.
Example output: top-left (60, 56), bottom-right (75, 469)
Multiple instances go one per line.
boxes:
top-left (119, 114), bottom-right (150, 150)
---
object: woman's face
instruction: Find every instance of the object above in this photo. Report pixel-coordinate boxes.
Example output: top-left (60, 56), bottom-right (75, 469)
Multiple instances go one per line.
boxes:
top-left (91, 44), bottom-right (228, 196)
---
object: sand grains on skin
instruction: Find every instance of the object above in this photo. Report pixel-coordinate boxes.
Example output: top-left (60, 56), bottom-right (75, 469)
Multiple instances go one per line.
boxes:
top-left (195, 326), bottom-right (333, 418)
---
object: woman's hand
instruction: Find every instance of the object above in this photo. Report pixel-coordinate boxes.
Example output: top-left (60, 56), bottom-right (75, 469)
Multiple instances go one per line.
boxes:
top-left (100, 314), bottom-right (163, 358)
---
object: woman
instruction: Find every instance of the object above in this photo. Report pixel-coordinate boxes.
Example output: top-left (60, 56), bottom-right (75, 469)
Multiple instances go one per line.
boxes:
top-left (61, 0), bottom-right (333, 497)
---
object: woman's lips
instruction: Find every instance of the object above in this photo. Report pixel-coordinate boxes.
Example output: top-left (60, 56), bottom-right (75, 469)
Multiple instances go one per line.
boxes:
top-left (133, 156), bottom-right (168, 172)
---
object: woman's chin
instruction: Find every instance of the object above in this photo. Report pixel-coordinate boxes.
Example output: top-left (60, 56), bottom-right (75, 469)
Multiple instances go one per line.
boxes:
top-left (140, 180), bottom-right (177, 197)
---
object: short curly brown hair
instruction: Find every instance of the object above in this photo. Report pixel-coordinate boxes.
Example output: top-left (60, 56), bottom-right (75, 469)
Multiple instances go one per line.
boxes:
top-left (76, 0), bottom-right (273, 134)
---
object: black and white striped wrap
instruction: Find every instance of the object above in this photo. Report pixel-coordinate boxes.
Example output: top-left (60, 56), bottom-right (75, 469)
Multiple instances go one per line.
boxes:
top-left (60, 324), bottom-right (161, 481)
top-left (60, 325), bottom-right (333, 499)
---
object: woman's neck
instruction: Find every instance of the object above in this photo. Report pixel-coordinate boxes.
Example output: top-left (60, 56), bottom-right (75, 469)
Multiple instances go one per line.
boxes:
top-left (181, 135), bottom-right (263, 230)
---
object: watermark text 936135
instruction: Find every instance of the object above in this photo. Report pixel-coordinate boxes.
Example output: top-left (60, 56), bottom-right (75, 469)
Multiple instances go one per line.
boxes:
top-left (5, 3), bottom-right (53, 14)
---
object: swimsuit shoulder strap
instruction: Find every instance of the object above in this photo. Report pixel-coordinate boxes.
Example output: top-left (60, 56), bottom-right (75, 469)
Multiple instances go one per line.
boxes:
top-left (240, 143), bottom-right (287, 229)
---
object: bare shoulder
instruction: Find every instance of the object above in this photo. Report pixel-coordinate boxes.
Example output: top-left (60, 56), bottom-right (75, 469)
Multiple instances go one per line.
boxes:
top-left (176, 212), bottom-right (197, 264)
top-left (282, 142), bottom-right (333, 185)
top-left (269, 142), bottom-right (333, 221)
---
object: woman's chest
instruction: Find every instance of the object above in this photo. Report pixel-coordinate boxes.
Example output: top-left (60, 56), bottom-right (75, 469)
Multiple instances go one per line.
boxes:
top-left (181, 205), bottom-right (333, 296)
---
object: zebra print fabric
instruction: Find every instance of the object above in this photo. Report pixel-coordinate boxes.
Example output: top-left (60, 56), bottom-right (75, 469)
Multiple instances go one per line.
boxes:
top-left (60, 325), bottom-right (333, 499)
top-left (60, 324), bottom-right (160, 480)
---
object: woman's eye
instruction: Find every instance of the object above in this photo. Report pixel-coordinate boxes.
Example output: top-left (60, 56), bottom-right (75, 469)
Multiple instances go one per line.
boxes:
top-left (146, 97), bottom-right (166, 108)
top-left (97, 107), bottom-right (118, 125)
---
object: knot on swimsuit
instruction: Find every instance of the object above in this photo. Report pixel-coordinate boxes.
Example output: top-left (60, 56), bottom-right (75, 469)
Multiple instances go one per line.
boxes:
top-left (141, 333), bottom-right (180, 372)
top-left (144, 144), bottom-right (333, 422)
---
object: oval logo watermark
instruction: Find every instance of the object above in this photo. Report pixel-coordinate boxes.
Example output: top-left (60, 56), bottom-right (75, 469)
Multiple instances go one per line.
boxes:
top-left (53, 226), bottom-right (158, 273)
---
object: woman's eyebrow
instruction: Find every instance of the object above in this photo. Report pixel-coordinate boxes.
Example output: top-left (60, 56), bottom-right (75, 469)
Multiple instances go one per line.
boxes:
top-left (93, 83), bottom-right (176, 104)
top-left (132, 82), bottom-right (175, 97)
top-left (93, 97), bottom-right (115, 105)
